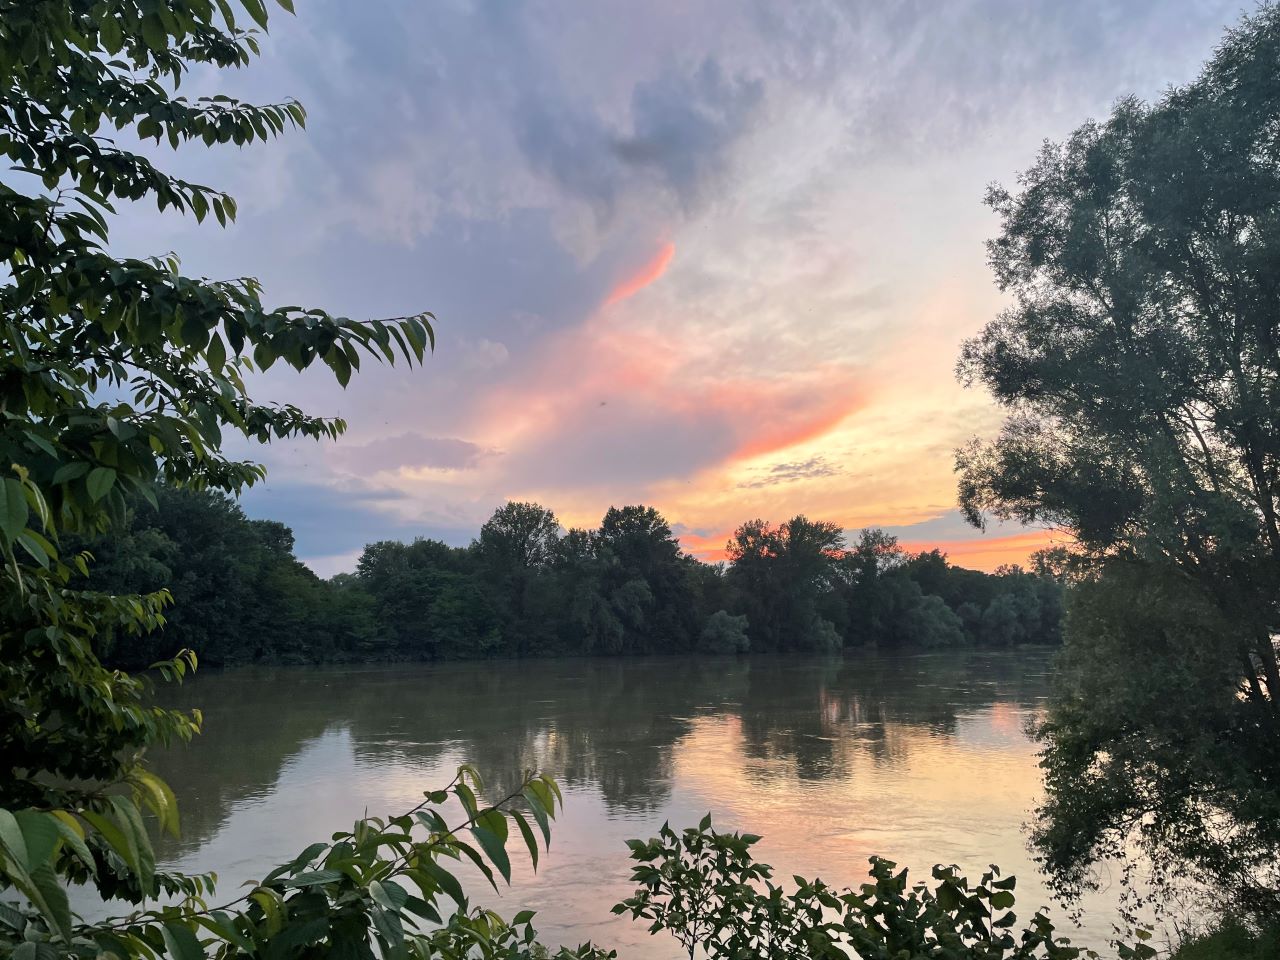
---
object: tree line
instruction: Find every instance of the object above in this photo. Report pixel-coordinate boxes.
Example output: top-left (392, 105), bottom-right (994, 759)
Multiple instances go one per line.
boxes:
top-left (80, 488), bottom-right (1063, 668)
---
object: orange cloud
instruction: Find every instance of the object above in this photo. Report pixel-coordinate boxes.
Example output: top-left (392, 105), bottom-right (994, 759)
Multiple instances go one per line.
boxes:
top-left (729, 394), bottom-right (861, 461)
top-left (604, 241), bottom-right (675, 306)
top-left (900, 529), bottom-right (1061, 573)
top-left (675, 528), bottom-right (737, 563)
top-left (681, 528), bottom-right (1059, 573)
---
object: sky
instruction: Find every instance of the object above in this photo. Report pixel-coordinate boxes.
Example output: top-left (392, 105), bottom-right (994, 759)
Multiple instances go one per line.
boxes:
top-left (109, 0), bottom-right (1251, 575)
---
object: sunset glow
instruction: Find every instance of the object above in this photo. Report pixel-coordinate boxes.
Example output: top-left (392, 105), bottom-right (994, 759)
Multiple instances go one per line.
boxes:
top-left (140, 0), bottom-right (1249, 576)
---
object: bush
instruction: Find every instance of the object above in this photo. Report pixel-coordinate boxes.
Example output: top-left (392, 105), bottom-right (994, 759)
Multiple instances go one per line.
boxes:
top-left (616, 818), bottom-right (1158, 959)
top-left (699, 610), bottom-right (750, 653)
top-left (1171, 920), bottom-right (1280, 960)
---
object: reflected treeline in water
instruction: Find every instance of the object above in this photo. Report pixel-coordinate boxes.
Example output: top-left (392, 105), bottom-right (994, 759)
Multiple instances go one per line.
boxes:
top-left (735, 651), bottom-right (1052, 780)
top-left (150, 650), bottom-right (1054, 861)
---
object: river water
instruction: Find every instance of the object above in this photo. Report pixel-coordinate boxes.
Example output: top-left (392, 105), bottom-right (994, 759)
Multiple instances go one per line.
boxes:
top-left (147, 650), bottom-right (1141, 956)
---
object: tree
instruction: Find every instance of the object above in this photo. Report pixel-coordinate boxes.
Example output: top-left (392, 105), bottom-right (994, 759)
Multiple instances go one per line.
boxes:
top-left (899, 594), bottom-right (966, 648)
top-left (1035, 561), bottom-right (1280, 917)
top-left (0, 4), bottom-right (578, 958)
top-left (725, 516), bottom-right (844, 651)
top-left (596, 505), bottom-right (698, 652)
top-left (476, 502), bottom-right (560, 654)
top-left (477, 501), bottom-right (561, 571)
top-left (839, 528), bottom-right (906, 646)
top-left (957, 3), bottom-right (1280, 917)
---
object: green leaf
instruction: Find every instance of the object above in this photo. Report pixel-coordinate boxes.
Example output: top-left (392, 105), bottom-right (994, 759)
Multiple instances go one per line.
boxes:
top-left (990, 890), bottom-right (1016, 910)
top-left (0, 478), bottom-right (29, 541)
top-left (510, 809), bottom-right (539, 871)
top-left (415, 859), bottom-right (466, 907)
top-left (26, 865), bottom-right (72, 943)
top-left (133, 768), bottom-right (180, 837)
top-left (283, 869), bottom-right (345, 887)
top-left (161, 920), bottom-right (204, 960)
top-left (51, 462), bottom-right (89, 484)
top-left (371, 905), bottom-right (406, 960)
top-left (194, 914), bottom-right (254, 954)
top-left (471, 810), bottom-right (511, 883)
top-left (207, 332), bottom-right (227, 371)
top-left (369, 878), bottom-right (408, 912)
top-left (86, 467), bottom-right (117, 502)
top-left (100, 15), bottom-right (124, 53)
top-left (522, 787), bottom-right (552, 846)
top-left (0, 809), bottom-right (28, 871)
top-left (13, 810), bottom-right (60, 869)
top-left (49, 812), bottom-right (95, 873)
top-left (140, 14), bottom-right (168, 50)
top-left (241, 0), bottom-right (271, 29)
top-left (83, 797), bottom-right (156, 893)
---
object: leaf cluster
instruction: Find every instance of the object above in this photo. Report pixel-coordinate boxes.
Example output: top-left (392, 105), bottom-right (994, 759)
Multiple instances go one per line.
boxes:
top-left (615, 818), bottom-right (1157, 960)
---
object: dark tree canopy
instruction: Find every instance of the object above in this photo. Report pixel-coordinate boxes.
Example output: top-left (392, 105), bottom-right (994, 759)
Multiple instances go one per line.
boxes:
top-left (958, 3), bottom-right (1280, 916)
top-left (84, 491), bottom-right (1064, 667)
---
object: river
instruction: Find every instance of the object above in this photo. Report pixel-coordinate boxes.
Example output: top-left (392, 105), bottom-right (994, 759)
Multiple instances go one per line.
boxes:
top-left (146, 650), bottom-right (1140, 956)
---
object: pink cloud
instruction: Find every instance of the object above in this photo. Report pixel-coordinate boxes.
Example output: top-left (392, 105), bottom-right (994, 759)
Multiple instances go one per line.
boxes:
top-left (468, 314), bottom-right (864, 494)
top-left (604, 241), bottom-right (676, 306)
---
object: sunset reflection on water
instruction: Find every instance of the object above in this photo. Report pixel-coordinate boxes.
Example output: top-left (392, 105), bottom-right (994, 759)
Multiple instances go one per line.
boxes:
top-left (147, 651), bottom-right (1143, 957)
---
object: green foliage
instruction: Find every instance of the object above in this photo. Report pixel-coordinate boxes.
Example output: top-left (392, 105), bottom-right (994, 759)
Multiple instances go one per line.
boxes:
top-left (698, 610), bottom-right (750, 654)
top-left (81, 495), bottom-right (1064, 665)
top-left (1, 766), bottom-right (611, 960)
top-left (957, 2), bottom-right (1280, 917)
top-left (614, 819), bottom-right (1157, 960)
top-left (901, 592), bottom-right (966, 648)
top-left (1, 0), bottom-right (433, 808)
top-left (1169, 919), bottom-right (1280, 960)
top-left (1033, 562), bottom-right (1280, 916)
top-left (67, 486), bottom-right (352, 666)
top-left (0, 4), bottom-right (610, 960)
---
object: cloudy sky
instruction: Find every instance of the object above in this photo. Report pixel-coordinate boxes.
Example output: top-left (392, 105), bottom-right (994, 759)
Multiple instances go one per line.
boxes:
top-left (113, 0), bottom-right (1249, 575)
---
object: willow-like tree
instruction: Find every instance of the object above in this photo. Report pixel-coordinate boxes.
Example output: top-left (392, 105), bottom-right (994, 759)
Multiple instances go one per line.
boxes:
top-left (0, 3), bottom-right (585, 958)
top-left (958, 4), bottom-right (1280, 916)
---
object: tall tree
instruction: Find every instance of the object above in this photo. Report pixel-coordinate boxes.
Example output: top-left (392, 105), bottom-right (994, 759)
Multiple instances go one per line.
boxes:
top-left (476, 501), bottom-right (561, 653)
top-left (957, 3), bottom-right (1280, 915)
top-left (477, 501), bottom-right (561, 570)
top-left (596, 505), bottom-right (697, 652)
top-left (726, 516), bottom-right (845, 651)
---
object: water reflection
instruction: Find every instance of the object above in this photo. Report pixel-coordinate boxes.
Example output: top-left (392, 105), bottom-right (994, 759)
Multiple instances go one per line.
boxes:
top-left (148, 651), bottom-right (1126, 957)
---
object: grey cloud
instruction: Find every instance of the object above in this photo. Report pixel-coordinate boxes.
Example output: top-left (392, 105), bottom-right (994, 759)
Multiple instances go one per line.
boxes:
top-left (738, 456), bottom-right (841, 489)
top-left (518, 57), bottom-right (765, 219)
top-left (237, 479), bottom-right (467, 566)
top-left (746, 0), bottom-right (1247, 162)
top-left (878, 510), bottom-right (1033, 543)
top-left (331, 433), bottom-right (493, 473)
top-left (518, 105), bottom-right (621, 221)
top-left (612, 59), bottom-right (765, 210)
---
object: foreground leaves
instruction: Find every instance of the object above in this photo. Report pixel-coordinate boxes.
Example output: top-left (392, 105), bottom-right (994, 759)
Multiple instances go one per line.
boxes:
top-left (615, 818), bottom-right (1157, 960)
top-left (1, 767), bottom-right (615, 960)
